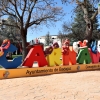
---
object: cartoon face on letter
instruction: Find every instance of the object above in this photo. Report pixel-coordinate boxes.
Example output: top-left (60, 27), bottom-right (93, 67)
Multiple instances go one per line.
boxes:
top-left (73, 42), bottom-right (79, 53)
top-left (97, 40), bottom-right (100, 52)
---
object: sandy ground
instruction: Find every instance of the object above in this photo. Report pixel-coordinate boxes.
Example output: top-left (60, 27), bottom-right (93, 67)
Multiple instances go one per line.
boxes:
top-left (0, 70), bottom-right (100, 100)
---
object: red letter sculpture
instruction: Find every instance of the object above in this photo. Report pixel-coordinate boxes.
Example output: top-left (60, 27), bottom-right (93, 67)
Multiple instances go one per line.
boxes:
top-left (22, 45), bottom-right (48, 68)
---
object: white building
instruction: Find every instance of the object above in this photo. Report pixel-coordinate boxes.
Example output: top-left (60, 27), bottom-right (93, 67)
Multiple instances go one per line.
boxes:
top-left (39, 35), bottom-right (61, 47)
top-left (30, 35), bottom-right (62, 48)
top-left (38, 36), bottom-right (46, 44)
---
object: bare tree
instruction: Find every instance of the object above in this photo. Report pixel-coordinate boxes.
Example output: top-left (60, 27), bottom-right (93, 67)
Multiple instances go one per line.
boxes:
top-left (62, 0), bottom-right (99, 43)
top-left (0, 0), bottom-right (64, 59)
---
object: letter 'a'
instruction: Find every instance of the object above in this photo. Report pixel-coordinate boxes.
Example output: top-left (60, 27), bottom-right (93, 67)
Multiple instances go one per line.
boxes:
top-left (77, 47), bottom-right (92, 64)
top-left (22, 45), bottom-right (48, 68)
top-left (46, 48), bottom-right (62, 66)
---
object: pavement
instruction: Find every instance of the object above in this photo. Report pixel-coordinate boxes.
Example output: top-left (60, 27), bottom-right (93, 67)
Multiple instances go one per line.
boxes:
top-left (0, 70), bottom-right (100, 100)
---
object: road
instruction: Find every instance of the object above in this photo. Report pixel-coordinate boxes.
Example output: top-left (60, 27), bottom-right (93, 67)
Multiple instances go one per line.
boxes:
top-left (0, 70), bottom-right (100, 100)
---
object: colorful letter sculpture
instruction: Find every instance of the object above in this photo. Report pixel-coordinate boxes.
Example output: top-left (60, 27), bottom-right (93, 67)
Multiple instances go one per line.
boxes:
top-left (1, 38), bottom-right (100, 79)
top-left (77, 47), bottom-right (92, 64)
top-left (73, 42), bottom-right (79, 54)
top-left (22, 45), bottom-right (48, 68)
top-left (78, 40), bottom-right (88, 47)
top-left (53, 42), bottom-right (59, 49)
top-left (89, 49), bottom-right (100, 63)
top-left (62, 39), bottom-right (76, 65)
top-left (0, 39), bottom-right (22, 69)
top-left (45, 42), bottom-right (62, 66)
top-left (46, 48), bottom-right (62, 66)
top-left (90, 40), bottom-right (97, 54)
top-left (97, 40), bottom-right (100, 52)
top-left (44, 46), bottom-right (53, 56)
top-left (76, 40), bottom-right (91, 64)
top-left (1, 39), bottom-right (100, 69)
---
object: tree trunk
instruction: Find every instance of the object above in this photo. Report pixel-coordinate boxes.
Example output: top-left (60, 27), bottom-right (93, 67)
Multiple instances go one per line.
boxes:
top-left (21, 29), bottom-right (27, 60)
top-left (81, 4), bottom-right (93, 43)
top-left (84, 20), bottom-right (93, 43)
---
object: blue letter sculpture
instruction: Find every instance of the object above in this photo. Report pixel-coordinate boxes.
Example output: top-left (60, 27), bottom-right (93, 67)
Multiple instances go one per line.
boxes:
top-left (0, 39), bottom-right (22, 69)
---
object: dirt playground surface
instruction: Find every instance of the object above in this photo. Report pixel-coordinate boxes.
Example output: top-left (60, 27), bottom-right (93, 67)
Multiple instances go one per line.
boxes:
top-left (0, 70), bottom-right (100, 100)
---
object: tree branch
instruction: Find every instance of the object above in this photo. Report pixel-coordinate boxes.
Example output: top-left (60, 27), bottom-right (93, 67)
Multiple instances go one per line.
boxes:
top-left (3, 9), bottom-right (15, 16)
top-left (84, 0), bottom-right (87, 6)
top-left (25, 1), bottom-right (37, 29)
top-left (22, 0), bottom-right (27, 17)
top-left (8, 0), bottom-right (15, 5)
top-left (13, 0), bottom-right (21, 19)
top-left (81, 4), bottom-right (90, 23)
top-left (91, 10), bottom-right (98, 21)
top-left (28, 16), bottom-right (54, 27)
top-left (6, 6), bottom-right (16, 13)
top-left (76, 0), bottom-right (82, 5)
top-left (76, 1), bottom-right (86, 26)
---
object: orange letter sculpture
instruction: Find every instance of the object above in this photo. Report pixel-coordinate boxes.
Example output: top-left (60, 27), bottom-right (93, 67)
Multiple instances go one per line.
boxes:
top-left (62, 39), bottom-right (76, 65)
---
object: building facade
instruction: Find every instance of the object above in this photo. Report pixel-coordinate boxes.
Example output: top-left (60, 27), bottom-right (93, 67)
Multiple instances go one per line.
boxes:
top-left (30, 35), bottom-right (62, 48)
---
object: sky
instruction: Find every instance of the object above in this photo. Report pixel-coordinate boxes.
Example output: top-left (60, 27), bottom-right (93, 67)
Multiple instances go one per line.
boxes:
top-left (1, 1), bottom-right (100, 42)
top-left (27, 1), bottom-right (76, 42)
